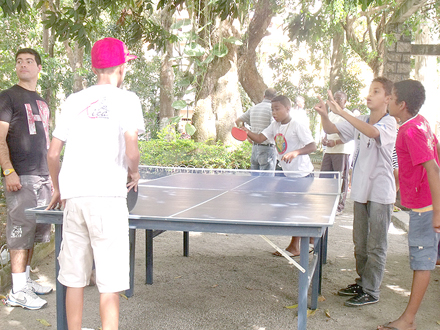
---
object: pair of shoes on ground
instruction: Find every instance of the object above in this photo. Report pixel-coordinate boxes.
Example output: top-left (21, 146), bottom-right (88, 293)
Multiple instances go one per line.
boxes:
top-left (338, 283), bottom-right (379, 307)
top-left (4, 279), bottom-right (52, 310)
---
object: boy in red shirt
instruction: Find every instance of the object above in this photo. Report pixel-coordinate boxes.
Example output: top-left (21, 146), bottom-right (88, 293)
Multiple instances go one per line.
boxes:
top-left (378, 79), bottom-right (440, 330)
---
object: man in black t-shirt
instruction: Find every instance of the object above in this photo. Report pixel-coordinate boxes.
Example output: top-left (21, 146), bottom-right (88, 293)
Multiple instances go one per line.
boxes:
top-left (0, 48), bottom-right (53, 310)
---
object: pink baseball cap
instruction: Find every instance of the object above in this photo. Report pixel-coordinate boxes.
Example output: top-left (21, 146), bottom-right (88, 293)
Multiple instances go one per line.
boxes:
top-left (91, 37), bottom-right (137, 69)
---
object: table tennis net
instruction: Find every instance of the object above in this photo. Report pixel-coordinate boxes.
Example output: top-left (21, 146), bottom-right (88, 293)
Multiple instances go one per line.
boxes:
top-left (138, 166), bottom-right (341, 196)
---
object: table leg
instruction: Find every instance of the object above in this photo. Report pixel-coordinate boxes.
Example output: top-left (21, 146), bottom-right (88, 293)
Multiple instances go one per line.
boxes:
top-left (125, 228), bottom-right (136, 297)
top-left (183, 231), bottom-right (189, 257)
top-left (297, 237), bottom-right (309, 330)
top-left (319, 232), bottom-right (325, 294)
top-left (310, 236), bottom-right (321, 310)
top-left (146, 230), bottom-right (153, 285)
top-left (54, 223), bottom-right (67, 330)
top-left (322, 227), bottom-right (328, 264)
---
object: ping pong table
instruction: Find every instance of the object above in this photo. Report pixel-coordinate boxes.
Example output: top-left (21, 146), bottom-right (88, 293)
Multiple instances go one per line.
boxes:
top-left (27, 166), bottom-right (340, 330)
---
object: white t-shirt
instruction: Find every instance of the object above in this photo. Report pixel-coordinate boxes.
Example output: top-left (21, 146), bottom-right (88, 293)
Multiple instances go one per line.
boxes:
top-left (335, 114), bottom-right (396, 204)
top-left (262, 119), bottom-right (314, 176)
top-left (53, 84), bottom-right (145, 199)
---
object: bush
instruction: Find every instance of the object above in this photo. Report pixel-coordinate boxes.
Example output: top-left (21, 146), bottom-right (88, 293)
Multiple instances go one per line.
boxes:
top-left (139, 138), bottom-right (252, 169)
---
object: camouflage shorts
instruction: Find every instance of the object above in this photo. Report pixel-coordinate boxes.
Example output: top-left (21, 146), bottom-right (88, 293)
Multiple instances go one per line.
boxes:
top-left (4, 175), bottom-right (52, 250)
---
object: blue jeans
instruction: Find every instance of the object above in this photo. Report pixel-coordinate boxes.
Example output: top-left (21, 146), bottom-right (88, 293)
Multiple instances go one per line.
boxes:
top-left (250, 145), bottom-right (276, 171)
top-left (353, 201), bottom-right (392, 299)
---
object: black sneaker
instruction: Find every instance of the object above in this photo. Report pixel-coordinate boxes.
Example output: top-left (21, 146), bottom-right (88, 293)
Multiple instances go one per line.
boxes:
top-left (338, 284), bottom-right (363, 296)
top-left (344, 292), bottom-right (379, 307)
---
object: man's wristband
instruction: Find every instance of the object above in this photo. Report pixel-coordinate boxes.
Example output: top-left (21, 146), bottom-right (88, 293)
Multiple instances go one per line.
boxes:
top-left (3, 168), bottom-right (15, 176)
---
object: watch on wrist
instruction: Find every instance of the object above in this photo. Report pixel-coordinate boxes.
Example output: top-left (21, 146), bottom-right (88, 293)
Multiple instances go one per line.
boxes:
top-left (3, 168), bottom-right (15, 176)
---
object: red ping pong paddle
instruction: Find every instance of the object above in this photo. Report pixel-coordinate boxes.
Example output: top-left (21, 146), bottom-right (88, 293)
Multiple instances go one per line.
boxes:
top-left (231, 127), bottom-right (247, 141)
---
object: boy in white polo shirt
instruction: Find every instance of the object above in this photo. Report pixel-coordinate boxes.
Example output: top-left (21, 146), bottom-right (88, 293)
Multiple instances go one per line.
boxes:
top-left (46, 38), bottom-right (145, 330)
top-left (244, 95), bottom-right (316, 256)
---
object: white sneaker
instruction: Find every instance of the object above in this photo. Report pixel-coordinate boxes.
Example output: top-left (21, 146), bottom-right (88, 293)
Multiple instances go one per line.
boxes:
top-left (27, 278), bottom-right (53, 295)
top-left (6, 286), bottom-right (47, 310)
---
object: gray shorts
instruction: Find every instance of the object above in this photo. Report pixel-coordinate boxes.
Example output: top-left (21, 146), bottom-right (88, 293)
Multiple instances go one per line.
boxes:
top-left (408, 210), bottom-right (440, 271)
top-left (5, 175), bottom-right (52, 250)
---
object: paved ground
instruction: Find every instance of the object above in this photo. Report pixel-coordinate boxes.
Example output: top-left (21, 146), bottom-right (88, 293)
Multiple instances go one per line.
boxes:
top-left (1, 196), bottom-right (440, 330)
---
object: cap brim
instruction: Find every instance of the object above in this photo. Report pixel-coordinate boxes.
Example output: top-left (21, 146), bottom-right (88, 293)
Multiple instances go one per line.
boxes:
top-left (126, 54), bottom-right (137, 62)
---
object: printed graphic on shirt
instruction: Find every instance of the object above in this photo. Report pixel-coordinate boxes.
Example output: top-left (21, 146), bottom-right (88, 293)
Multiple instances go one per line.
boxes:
top-left (417, 121), bottom-right (436, 151)
top-left (275, 133), bottom-right (287, 154)
top-left (82, 98), bottom-right (109, 119)
top-left (10, 226), bottom-right (22, 238)
top-left (25, 100), bottom-right (50, 148)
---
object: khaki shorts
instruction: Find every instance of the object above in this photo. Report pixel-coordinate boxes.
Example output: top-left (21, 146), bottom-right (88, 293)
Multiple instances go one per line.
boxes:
top-left (5, 175), bottom-right (52, 250)
top-left (58, 197), bottom-right (129, 293)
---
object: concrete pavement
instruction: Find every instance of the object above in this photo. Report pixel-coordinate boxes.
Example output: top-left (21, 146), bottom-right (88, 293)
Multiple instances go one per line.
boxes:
top-left (1, 197), bottom-right (439, 330)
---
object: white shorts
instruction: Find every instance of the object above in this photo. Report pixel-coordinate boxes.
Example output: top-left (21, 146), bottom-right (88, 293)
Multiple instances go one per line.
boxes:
top-left (58, 197), bottom-right (129, 293)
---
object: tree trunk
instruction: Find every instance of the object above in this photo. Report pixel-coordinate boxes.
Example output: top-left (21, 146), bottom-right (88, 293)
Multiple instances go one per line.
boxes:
top-left (237, 0), bottom-right (276, 104)
top-left (343, 16), bottom-right (383, 76)
top-left (159, 6), bottom-right (175, 129)
top-left (213, 62), bottom-right (242, 145)
top-left (329, 28), bottom-right (344, 93)
top-left (193, 20), bottom-right (242, 144)
top-left (64, 40), bottom-right (85, 92)
top-left (41, 0), bottom-right (56, 130)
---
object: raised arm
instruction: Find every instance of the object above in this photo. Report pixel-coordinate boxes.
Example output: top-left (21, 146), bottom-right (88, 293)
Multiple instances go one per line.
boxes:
top-left (314, 97), bottom-right (339, 134)
top-left (326, 90), bottom-right (380, 139)
top-left (125, 129), bottom-right (141, 192)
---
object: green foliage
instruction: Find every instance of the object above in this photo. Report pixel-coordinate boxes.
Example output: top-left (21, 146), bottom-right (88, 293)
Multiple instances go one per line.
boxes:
top-left (157, 0), bottom-right (250, 22)
top-left (269, 41), bottom-right (366, 134)
top-left (139, 134), bottom-right (252, 169)
top-left (123, 53), bottom-right (161, 139)
top-left (0, 6), bottom-right (74, 122)
top-left (39, 54), bottom-right (73, 114)
top-left (336, 63), bottom-right (367, 113)
top-left (0, 0), bottom-right (29, 15)
top-left (269, 45), bottom-right (324, 136)
top-left (0, 5), bottom-right (42, 90)
top-left (325, 0), bottom-right (385, 11)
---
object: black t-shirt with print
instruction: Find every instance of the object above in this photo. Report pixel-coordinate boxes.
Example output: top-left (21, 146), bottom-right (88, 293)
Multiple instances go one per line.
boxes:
top-left (0, 85), bottom-right (49, 176)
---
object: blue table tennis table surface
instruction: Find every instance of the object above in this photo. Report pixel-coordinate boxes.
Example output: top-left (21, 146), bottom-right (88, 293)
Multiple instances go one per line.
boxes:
top-left (28, 166), bottom-right (341, 330)
top-left (131, 169), bottom-right (339, 228)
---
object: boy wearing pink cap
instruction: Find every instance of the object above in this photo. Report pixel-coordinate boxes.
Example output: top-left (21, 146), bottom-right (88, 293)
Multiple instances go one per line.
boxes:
top-left (47, 37), bottom-right (145, 330)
